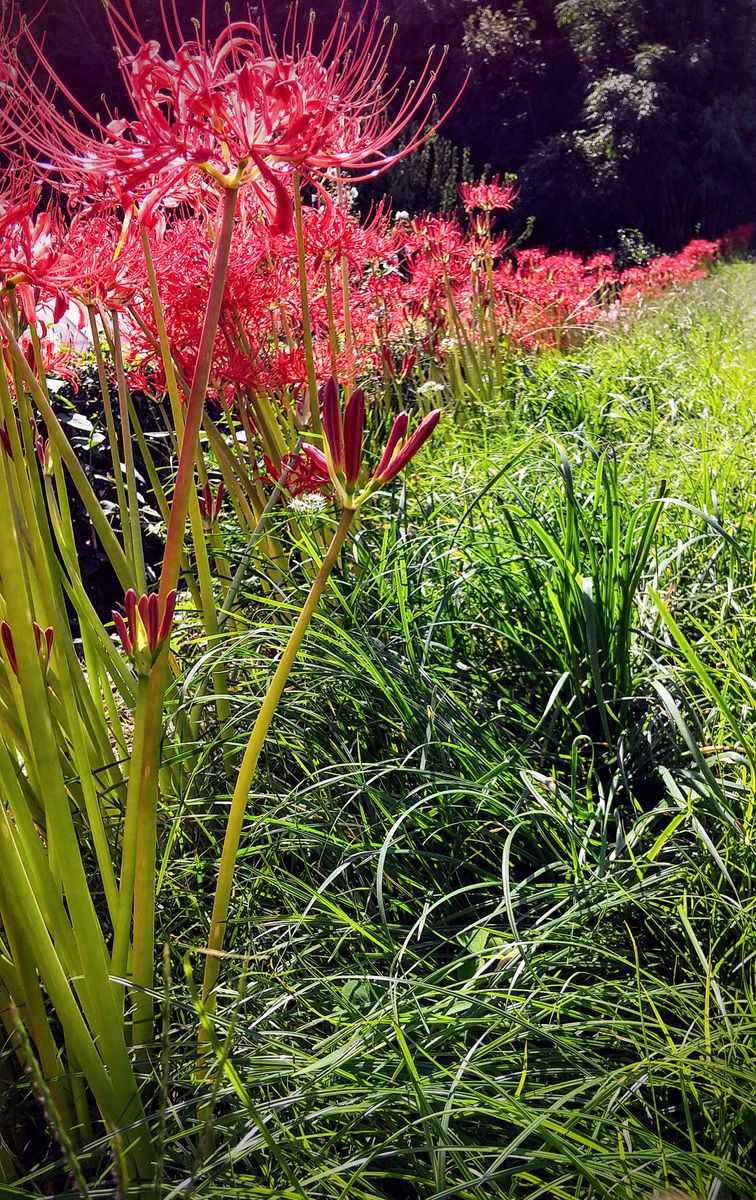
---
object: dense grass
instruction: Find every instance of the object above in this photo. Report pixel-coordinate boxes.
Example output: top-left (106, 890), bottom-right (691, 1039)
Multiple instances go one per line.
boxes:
top-left (6, 264), bottom-right (756, 1197)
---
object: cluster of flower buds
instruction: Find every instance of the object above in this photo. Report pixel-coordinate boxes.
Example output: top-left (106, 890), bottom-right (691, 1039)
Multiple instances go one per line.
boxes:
top-left (1, 620), bottom-right (54, 677)
top-left (317, 377), bottom-right (441, 510)
top-left (112, 588), bottom-right (177, 676)
top-left (198, 481), bottom-right (224, 531)
top-left (381, 348), bottom-right (417, 381)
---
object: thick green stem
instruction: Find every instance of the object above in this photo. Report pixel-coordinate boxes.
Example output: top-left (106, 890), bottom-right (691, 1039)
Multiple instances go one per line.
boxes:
top-left (158, 186), bottom-right (239, 606)
top-left (292, 173), bottom-right (321, 432)
top-left (111, 675), bottom-right (151, 988)
top-left (111, 310), bottom-right (147, 592)
top-left (127, 188), bottom-right (239, 1043)
top-left (88, 307), bottom-right (131, 555)
top-left (129, 657), bottom-right (169, 1049)
top-left (201, 508), bottom-right (355, 1021)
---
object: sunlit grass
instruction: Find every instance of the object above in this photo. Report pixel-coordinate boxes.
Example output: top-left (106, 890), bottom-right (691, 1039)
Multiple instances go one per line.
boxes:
top-left (6, 263), bottom-right (756, 1198)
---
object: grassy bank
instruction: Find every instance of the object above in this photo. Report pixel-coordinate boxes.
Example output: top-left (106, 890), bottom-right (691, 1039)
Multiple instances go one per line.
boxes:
top-left (8, 264), bottom-right (756, 1198)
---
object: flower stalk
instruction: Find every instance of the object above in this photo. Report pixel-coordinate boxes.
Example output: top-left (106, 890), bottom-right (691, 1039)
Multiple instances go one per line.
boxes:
top-left (200, 505), bottom-right (356, 1024)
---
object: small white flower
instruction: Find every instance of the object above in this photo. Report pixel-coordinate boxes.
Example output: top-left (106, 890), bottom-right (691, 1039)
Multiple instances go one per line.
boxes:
top-left (288, 493), bottom-right (327, 514)
top-left (417, 380), bottom-right (445, 397)
top-left (439, 337), bottom-right (459, 353)
top-left (395, 210), bottom-right (410, 222)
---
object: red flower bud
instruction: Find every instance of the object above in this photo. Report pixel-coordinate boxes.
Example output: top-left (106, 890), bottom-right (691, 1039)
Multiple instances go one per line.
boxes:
top-left (342, 387), bottom-right (365, 488)
top-left (373, 409), bottom-right (441, 485)
top-left (113, 588), bottom-right (177, 675)
top-left (319, 377), bottom-right (343, 473)
top-left (1, 622), bottom-right (17, 676)
top-left (1, 620), bottom-right (54, 677)
top-left (374, 411), bottom-right (408, 481)
top-left (198, 481), bottom-right (224, 529)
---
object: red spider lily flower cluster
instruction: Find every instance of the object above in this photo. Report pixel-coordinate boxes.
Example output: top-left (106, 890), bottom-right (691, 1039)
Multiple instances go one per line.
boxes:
top-left (0, 175), bottom-right (68, 325)
top-left (264, 445), bottom-right (334, 500)
top-left (112, 588), bottom-right (177, 677)
top-left (1, 619), bottom-right (54, 676)
top-left (0, 2), bottom-right (454, 228)
top-left (48, 212), bottom-right (144, 310)
top-left (1, 165), bottom-right (726, 405)
top-left (318, 376), bottom-right (441, 508)
top-left (618, 239), bottom-right (721, 304)
top-left (460, 177), bottom-right (517, 214)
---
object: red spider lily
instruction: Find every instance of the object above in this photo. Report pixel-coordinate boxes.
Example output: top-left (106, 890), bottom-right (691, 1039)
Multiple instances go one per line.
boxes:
top-left (1, 619), bottom-right (54, 676)
top-left (0, 172), bottom-right (67, 324)
top-left (460, 177), bottom-right (517, 214)
top-left (198, 480), bottom-right (224, 529)
top-left (15, 334), bottom-right (82, 393)
top-left (85, 176), bottom-right (725, 421)
top-left (263, 444), bottom-right (333, 499)
top-left (112, 587), bottom-right (177, 676)
top-left (1, 2), bottom-right (457, 224)
top-left (48, 211), bottom-right (144, 310)
top-left (319, 375), bottom-right (441, 507)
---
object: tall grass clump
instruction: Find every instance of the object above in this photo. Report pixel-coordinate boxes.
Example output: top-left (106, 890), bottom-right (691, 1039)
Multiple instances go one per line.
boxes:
top-left (89, 264), bottom-right (752, 1199)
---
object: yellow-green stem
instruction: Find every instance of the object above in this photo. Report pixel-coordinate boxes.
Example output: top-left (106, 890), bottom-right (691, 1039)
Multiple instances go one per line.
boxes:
top-left (111, 310), bottom-right (147, 592)
top-left (159, 186), bottom-right (238, 606)
top-left (200, 508), bottom-right (355, 1023)
top-left (292, 173), bottom-right (321, 432)
top-left (126, 187), bottom-right (239, 1045)
top-left (129, 655), bottom-right (170, 1049)
top-left (87, 307), bottom-right (131, 554)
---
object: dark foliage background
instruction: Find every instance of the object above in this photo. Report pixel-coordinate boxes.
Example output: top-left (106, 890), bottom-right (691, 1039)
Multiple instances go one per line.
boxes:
top-left (24, 0), bottom-right (756, 249)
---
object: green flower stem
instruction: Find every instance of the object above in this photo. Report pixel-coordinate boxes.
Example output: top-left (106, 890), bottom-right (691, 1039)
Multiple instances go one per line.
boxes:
top-left (140, 210), bottom-right (231, 738)
top-left (111, 310), bottom-right (147, 593)
top-left (129, 654), bottom-right (170, 1049)
top-left (138, 229), bottom-right (206, 614)
top-left (124, 188), bottom-right (239, 1045)
top-left (88, 306), bottom-right (131, 557)
top-left (324, 259), bottom-right (341, 376)
top-left (0, 311), bottom-right (132, 590)
top-left (292, 173), bottom-right (321, 433)
top-left (200, 507), bottom-right (356, 1022)
top-left (111, 674), bottom-right (151, 990)
top-left (340, 251), bottom-right (355, 385)
top-left (158, 185), bottom-right (238, 606)
top-left (336, 178), bottom-right (356, 386)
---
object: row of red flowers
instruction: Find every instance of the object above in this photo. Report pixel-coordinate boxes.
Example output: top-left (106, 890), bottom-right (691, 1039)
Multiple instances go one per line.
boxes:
top-left (3, 180), bottom-right (745, 400)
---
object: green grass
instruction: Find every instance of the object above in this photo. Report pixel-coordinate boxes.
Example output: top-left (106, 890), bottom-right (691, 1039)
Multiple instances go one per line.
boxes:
top-left (5, 263), bottom-right (756, 1197)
